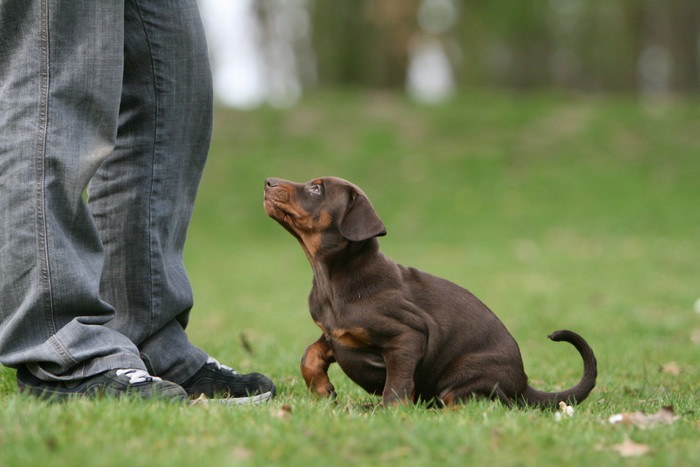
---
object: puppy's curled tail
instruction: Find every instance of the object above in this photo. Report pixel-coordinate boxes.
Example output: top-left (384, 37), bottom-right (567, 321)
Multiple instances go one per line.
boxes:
top-left (519, 330), bottom-right (597, 408)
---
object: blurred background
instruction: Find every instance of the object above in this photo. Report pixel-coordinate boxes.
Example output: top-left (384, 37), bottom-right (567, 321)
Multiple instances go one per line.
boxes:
top-left (184, 0), bottom-right (699, 398)
top-left (200, 0), bottom-right (700, 108)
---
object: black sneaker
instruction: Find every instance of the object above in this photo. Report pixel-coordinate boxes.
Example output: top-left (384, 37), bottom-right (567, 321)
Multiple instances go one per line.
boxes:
top-left (17, 366), bottom-right (187, 403)
top-left (182, 357), bottom-right (276, 405)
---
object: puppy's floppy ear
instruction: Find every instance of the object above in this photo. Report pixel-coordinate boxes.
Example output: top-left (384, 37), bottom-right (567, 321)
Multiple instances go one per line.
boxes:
top-left (339, 192), bottom-right (387, 242)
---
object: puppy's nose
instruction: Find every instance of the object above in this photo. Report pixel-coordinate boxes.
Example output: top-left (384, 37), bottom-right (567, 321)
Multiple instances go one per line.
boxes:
top-left (265, 178), bottom-right (280, 189)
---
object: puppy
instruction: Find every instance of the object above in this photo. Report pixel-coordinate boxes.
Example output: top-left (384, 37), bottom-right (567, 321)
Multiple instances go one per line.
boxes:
top-left (264, 176), bottom-right (597, 407)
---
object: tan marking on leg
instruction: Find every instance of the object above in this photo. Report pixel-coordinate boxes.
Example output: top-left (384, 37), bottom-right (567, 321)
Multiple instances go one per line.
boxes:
top-left (330, 327), bottom-right (371, 349)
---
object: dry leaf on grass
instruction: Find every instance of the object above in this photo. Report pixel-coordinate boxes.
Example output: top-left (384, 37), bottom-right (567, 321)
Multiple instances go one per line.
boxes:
top-left (691, 328), bottom-right (700, 346)
top-left (660, 361), bottom-right (681, 376)
top-left (189, 393), bottom-right (210, 406)
top-left (490, 429), bottom-right (502, 449)
top-left (608, 406), bottom-right (680, 428)
top-left (272, 404), bottom-right (293, 420)
top-left (231, 446), bottom-right (253, 460)
top-left (554, 401), bottom-right (575, 421)
top-left (612, 438), bottom-right (651, 458)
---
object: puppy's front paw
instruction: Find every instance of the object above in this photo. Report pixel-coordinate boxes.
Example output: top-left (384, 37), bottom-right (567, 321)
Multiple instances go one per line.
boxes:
top-left (311, 381), bottom-right (336, 398)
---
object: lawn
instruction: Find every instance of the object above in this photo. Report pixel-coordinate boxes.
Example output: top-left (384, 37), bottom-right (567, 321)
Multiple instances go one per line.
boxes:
top-left (1, 91), bottom-right (698, 466)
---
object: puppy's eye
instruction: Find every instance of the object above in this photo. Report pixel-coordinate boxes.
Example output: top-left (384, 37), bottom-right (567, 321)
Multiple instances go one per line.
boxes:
top-left (308, 184), bottom-right (323, 196)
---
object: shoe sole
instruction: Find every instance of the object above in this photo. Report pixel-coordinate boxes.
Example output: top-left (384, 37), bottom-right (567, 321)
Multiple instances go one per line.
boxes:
top-left (190, 389), bottom-right (275, 406)
top-left (19, 383), bottom-right (188, 403)
top-left (17, 367), bottom-right (188, 403)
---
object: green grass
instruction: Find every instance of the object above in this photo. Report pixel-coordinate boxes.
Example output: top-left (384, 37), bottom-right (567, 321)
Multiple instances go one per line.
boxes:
top-left (2, 91), bottom-right (699, 466)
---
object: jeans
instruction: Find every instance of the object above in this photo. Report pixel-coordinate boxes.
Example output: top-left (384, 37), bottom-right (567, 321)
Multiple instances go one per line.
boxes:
top-left (0, 0), bottom-right (211, 383)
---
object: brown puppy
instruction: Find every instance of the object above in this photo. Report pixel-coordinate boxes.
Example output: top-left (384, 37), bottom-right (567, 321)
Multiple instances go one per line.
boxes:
top-left (264, 176), bottom-right (597, 407)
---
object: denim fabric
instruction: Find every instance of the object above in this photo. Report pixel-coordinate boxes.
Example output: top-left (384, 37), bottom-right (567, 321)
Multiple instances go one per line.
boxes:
top-left (0, 0), bottom-right (211, 383)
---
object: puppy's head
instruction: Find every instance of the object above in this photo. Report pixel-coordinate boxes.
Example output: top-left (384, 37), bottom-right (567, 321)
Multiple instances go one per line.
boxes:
top-left (264, 177), bottom-right (386, 251)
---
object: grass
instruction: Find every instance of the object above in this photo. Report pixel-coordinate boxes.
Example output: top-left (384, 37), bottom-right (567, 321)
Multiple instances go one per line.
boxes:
top-left (1, 90), bottom-right (699, 466)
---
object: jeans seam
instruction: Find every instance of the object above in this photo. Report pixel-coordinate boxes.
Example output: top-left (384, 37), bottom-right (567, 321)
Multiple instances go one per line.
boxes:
top-left (131, 0), bottom-right (158, 336)
top-left (48, 335), bottom-right (80, 369)
top-left (36, 0), bottom-right (55, 336)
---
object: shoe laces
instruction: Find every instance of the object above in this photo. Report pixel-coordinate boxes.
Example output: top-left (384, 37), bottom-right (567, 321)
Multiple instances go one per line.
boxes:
top-left (116, 369), bottom-right (162, 384)
top-left (206, 357), bottom-right (239, 375)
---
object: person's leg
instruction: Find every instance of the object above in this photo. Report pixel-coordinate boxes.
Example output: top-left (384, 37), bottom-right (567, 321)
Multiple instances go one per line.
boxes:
top-left (0, 0), bottom-right (147, 381)
top-left (89, 0), bottom-right (211, 384)
top-left (89, 0), bottom-right (275, 399)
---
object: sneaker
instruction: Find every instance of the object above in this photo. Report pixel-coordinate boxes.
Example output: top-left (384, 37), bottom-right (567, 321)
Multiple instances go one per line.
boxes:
top-left (181, 357), bottom-right (276, 404)
top-left (16, 366), bottom-right (188, 403)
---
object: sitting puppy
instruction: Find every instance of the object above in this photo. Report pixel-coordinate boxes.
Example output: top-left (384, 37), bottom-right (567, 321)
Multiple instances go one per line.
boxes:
top-left (264, 176), bottom-right (597, 407)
